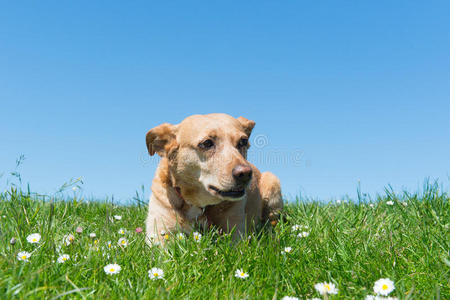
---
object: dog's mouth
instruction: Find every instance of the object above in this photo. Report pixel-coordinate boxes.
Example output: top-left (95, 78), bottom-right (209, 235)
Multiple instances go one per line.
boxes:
top-left (208, 185), bottom-right (246, 199)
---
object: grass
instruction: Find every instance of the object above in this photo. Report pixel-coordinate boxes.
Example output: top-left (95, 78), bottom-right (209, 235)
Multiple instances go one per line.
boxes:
top-left (0, 183), bottom-right (448, 299)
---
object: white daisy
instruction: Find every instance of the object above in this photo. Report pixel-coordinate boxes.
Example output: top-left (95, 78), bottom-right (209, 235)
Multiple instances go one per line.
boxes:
top-left (107, 241), bottom-right (113, 249)
top-left (17, 251), bottom-right (31, 261)
top-left (63, 234), bottom-right (75, 245)
top-left (314, 282), bottom-right (338, 295)
top-left (386, 201), bottom-right (394, 206)
top-left (26, 233), bottom-right (41, 244)
top-left (234, 269), bottom-right (249, 279)
top-left (89, 233), bottom-right (96, 238)
top-left (177, 233), bottom-right (185, 240)
top-left (114, 215), bottom-right (122, 220)
top-left (373, 278), bottom-right (395, 296)
top-left (118, 237), bottom-right (128, 247)
top-left (281, 296), bottom-right (299, 300)
top-left (291, 224), bottom-right (308, 231)
top-left (57, 254), bottom-right (70, 263)
top-left (282, 247), bottom-right (293, 254)
top-left (297, 231), bottom-right (310, 238)
top-left (104, 263), bottom-right (121, 275)
top-left (193, 231), bottom-right (202, 242)
top-left (369, 203), bottom-right (375, 208)
top-left (148, 267), bottom-right (164, 280)
top-left (118, 228), bottom-right (126, 235)
top-left (401, 201), bottom-right (408, 206)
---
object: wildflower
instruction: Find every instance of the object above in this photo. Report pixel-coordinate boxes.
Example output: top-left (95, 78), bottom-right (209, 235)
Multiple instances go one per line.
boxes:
top-left (107, 241), bottom-right (113, 249)
top-left (235, 269), bottom-right (249, 279)
top-left (114, 215), bottom-right (122, 220)
top-left (297, 231), bottom-right (309, 238)
top-left (314, 282), bottom-right (338, 295)
top-left (369, 203), bottom-right (375, 208)
top-left (282, 247), bottom-right (293, 254)
top-left (291, 224), bottom-right (308, 231)
top-left (135, 227), bottom-right (143, 233)
top-left (401, 201), bottom-right (408, 206)
top-left (57, 254), bottom-right (70, 263)
top-left (177, 233), bottom-right (185, 240)
top-left (76, 226), bottom-right (83, 234)
top-left (64, 234), bottom-right (75, 245)
top-left (72, 187), bottom-right (77, 191)
top-left (104, 263), bottom-right (121, 275)
top-left (118, 228), bottom-right (126, 235)
top-left (193, 231), bottom-right (202, 242)
top-left (148, 267), bottom-right (164, 280)
top-left (89, 233), bottom-right (96, 238)
top-left (281, 297), bottom-right (299, 300)
top-left (17, 251), bottom-right (31, 261)
top-left (26, 233), bottom-right (41, 244)
top-left (10, 237), bottom-right (16, 245)
top-left (386, 201), bottom-right (394, 206)
top-left (118, 237), bottom-right (128, 247)
top-left (373, 278), bottom-right (395, 296)
top-left (160, 230), bottom-right (169, 240)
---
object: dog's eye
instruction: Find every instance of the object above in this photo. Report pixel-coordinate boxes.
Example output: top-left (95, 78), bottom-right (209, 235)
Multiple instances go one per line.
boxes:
top-left (238, 138), bottom-right (248, 148)
top-left (198, 139), bottom-right (214, 150)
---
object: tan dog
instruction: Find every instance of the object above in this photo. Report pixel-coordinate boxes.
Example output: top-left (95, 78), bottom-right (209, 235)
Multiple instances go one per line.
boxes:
top-left (145, 113), bottom-right (282, 243)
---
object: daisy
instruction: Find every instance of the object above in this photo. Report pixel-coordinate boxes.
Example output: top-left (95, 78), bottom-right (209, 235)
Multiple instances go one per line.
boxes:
top-left (26, 233), bottom-right (41, 244)
top-left (373, 278), bottom-right (395, 296)
top-left (386, 201), bottom-right (394, 206)
top-left (118, 228), bottom-right (126, 235)
top-left (177, 233), bottom-right (185, 240)
top-left (114, 215), bottom-right (122, 220)
top-left (369, 203), bottom-right (375, 208)
top-left (104, 263), bottom-right (121, 275)
top-left (401, 201), bottom-right (408, 206)
top-left (107, 241), bottom-right (113, 249)
top-left (314, 282), bottom-right (338, 295)
top-left (291, 224), bottom-right (308, 231)
top-left (118, 237), bottom-right (128, 247)
top-left (17, 251), bottom-right (31, 261)
top-left (64, 234), bottom-right (75, 245)
top-left (282, 247), bottom-right (293, 254)
top-left (148, 267), bottom-right (164, 280)
top-left (75, 226), bottom-right (83, 234)
top-left (234, 269), bottom-right (249, 279)
top-left (281, 297), bottom-right (299, 300)
top-left (193, 231), bottom-right (202, 242)
top-left (297, 231), bottom-right (310, 238)
top-left (160, 231), bottom-right (170, 240)
top-left (57, 254), bottom-right (70, 263)
top-left (89, 233), bottom-right (96, 238)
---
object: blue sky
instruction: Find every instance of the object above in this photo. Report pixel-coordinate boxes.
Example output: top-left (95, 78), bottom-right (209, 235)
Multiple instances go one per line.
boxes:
top-left (1, 1), bottom-right (449, 202)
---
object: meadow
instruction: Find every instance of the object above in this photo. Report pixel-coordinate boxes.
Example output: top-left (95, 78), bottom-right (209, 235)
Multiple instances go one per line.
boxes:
top-left (0, 182), bottom-right (448, 299)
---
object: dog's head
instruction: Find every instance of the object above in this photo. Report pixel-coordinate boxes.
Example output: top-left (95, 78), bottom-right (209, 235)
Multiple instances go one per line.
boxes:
top-left (146, 113), bottom-right (255, 207)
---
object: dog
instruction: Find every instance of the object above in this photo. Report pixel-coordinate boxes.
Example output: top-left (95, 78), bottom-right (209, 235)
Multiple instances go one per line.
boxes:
top-left (144, 113), bottom-right (283, 243)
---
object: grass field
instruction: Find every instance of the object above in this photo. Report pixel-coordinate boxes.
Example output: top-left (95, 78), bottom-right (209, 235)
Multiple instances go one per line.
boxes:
top-left (0, 182), bottom-right (448, 299)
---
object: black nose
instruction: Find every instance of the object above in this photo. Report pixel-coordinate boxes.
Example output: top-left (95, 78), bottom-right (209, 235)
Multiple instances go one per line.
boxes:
top-left (232, 164), bottom-right (253, 184)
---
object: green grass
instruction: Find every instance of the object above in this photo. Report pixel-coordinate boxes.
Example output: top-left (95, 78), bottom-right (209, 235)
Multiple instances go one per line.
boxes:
top-left (0, 184), bottom-right (448, 299)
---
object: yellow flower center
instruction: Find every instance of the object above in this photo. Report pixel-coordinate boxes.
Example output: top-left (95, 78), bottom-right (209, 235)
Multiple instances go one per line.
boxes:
top-left (110, 268), bottom-right (115, 272)
top-left (240, 272), bottom-right (245, 276)
top-left (325, 284), bottom-right (330, 291)
top-left (32, 238), bottom-right (37, 242)
top-left (21, 255), bottom-right (27, 259)
top-left (164, 234), bottom-right (169, 240)
top-left (382, 284), bottom-right (388, 290)
top-left (94, 240), bottom-right (98, 244)
top-left (153, 273), bottom-right (159, 276)
top-left (63, 257), bottom-right (67, 261)
top-left (121, 240), bottom-right (126, 244)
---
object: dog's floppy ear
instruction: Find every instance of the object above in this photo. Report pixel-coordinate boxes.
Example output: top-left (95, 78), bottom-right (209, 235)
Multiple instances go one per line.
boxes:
top-left (146, 123), bottom-right (177, 157)
top-left (237, 116), bottom-right (255, 137)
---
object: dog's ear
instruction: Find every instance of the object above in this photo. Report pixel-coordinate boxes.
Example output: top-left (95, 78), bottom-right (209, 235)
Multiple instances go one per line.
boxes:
top-left (237, 116), bottom-right (255, 137)
top-left (146, 123), bottom-right (178, 157)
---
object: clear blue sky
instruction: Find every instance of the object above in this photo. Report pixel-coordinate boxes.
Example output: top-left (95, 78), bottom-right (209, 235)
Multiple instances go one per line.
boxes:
top-left (1, 1), bottom-right (449, 202)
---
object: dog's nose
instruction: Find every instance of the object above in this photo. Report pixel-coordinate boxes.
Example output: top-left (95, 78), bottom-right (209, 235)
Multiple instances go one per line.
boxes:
top-left (232, 164), bottom-right (253, 184)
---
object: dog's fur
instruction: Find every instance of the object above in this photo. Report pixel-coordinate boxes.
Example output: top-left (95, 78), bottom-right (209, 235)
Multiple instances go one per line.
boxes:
top-left (145, 113), bottom-right (282, 243)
